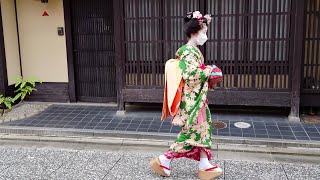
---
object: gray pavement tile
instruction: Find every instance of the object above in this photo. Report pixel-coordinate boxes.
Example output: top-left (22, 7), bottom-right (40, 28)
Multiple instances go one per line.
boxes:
top-left (0, 147), bottom-right (28, 166)
top-left (269, 135), bottom-right (283, 139)
top-left (224, 160), bottom-right (287, 180)
top-left (255, 129), bottom-right (268, 134)
top-left (49, 151), bottom-right (121, 180)
top-left (295, 136), bottom-right (310, 140)
top-left (230, 133), bottom-right (243, 137)
top-left (0, 149), bottom-right (77, 179)
top-left (282, 136), bottom-right (296, 140)
top-left (280, 131), bottom-right (294, 136)
top-left (104, 154), bottom-right (163, 180)
top-left (243, 133), bottom-right (255, 137)
top-left (271, 154), bottom-right (320, 165)
top-left (0, 164), bottom-right (10, 173)
top-left (305, 128), bottom-right (319, 133)
top-left (310, 137), bottom-right (320, 141)
top-left (307, 132), bottom-right (320, 137)
top-left (0, 174), bottom-right (11, 180)
top-left (282, 163), bottom-right (320, 180)
top-left (293, 132), bottom-right (308, 136)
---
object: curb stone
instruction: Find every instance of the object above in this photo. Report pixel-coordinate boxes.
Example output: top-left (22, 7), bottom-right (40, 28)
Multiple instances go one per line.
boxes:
top-left (1, 133), bottom-right (320, 157)
top-left (1, 126), bottom-right (320, 147)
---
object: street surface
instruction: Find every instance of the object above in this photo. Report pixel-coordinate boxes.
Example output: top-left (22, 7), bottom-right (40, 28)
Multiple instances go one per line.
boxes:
top-left (0, 140), bottom-right (319, 180)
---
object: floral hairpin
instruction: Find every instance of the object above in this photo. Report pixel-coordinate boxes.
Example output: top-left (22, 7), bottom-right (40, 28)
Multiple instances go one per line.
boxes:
top-left (204, 14), bottom-right (212, 24)
top-left (187, 11), bottom-right (212, 25)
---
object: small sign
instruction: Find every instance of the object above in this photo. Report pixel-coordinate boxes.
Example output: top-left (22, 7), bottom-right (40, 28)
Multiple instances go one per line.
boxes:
top-left (57, 27), bottom-right (64, 36)
top-left (42, 11), bottom-right (49, 16)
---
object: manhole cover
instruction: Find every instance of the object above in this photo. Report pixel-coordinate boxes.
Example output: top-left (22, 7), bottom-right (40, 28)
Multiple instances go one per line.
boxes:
top-left (234, 122), bottom-right (251, 128)
top-left (212, 121), bottom-right (227, 129)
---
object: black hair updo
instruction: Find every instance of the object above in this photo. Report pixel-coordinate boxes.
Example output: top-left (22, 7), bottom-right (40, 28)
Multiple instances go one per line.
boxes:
top-left (183, 12), bottom-right (209, 38)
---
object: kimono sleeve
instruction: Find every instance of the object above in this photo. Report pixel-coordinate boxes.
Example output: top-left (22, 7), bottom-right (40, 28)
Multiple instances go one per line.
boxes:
top-left (179, 53), bottom-right (213, 84)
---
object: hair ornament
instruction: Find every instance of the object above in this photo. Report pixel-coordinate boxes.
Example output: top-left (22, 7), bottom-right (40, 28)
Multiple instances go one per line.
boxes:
top-left (186, 11), bottom-right (212, 25)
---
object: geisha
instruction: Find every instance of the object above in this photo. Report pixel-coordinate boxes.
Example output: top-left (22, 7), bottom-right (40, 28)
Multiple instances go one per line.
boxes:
top-left (150, 11), bottom-right (223, 180)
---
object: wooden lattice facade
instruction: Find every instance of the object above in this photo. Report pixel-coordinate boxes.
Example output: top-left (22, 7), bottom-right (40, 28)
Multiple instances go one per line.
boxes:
top-left (301, 0), bottom-right (320, 106)
top-left (0, 0), bottom-right (319, 118)
top-left (110, 0), bottom-right (320, 117)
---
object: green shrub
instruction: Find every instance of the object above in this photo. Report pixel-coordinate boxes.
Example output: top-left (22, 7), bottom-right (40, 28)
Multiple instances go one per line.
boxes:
top-left (13, 77), bottom-right (42, 102)
top-left (0, 95), bottom-right (14, 116)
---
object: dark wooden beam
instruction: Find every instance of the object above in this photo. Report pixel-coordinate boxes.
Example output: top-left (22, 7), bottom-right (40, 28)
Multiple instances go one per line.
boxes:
top-left (289, 0), bottom-right (306, 121)
top-left (113, 0), bottom-right (125, 111)
top-left (25, 82), bottom-right (69, 102)
top-left (0, 3), bottom-right (8, 96)
top-left (63, 0), bottom-right (76, 102)
top-left (14, 0), bottom-right (22, 77)
top-left (77, 97), bottom-right (117, 103)
top-left (123, 89), bottom-right (291, 107)
top-left (301, 93), bottom-right (320, 107)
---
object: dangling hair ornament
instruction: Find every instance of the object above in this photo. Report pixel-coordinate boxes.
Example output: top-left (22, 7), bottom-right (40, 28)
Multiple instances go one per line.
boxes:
top-left (204, 14), bottom-right (212, 24)
top-left (187, 11), bottom-right (212, 25)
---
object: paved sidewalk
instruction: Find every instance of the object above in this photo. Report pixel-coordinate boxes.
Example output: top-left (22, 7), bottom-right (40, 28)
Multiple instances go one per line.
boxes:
top-left (0, 140), bottom-right (319, 180)
top-left (1, 104), bottom-right (319, 142)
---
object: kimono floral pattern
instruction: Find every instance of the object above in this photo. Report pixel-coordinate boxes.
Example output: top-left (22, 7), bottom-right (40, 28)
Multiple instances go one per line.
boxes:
top-left (170, 45), bottom-right (214, 154)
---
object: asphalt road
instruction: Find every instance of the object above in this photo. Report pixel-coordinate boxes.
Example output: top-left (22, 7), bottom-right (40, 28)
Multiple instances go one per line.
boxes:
top-left (0, 140), bottom-right (319, 180)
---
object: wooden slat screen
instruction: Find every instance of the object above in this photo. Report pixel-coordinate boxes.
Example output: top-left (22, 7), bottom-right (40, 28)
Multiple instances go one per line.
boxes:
top-left (124, 0), bottom-right (292, 91)
top-left (71, 0), bottom-right (116, 99)
top-left (303, 0), bottom-right (320, 91)
top-left (124, 0), bottom-right (199, 88)
top-left (206, 0), bottom-right (291, 90)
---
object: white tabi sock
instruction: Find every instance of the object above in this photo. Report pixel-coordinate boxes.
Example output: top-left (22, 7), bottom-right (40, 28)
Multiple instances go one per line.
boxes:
top-left (199, 157), bottom-right (214, 170)
top-left (159, 155), bottom-right (171, 175)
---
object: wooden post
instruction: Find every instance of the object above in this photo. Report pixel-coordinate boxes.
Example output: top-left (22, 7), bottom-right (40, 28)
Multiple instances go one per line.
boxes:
top-left (0, 3), bottom-right (8, 96)
top-left (289, 0), bottom-right (306, 122)
top-left (63, 0), bottom-right (76, 102)
top-left (113, 0), bottom-right (125, 111)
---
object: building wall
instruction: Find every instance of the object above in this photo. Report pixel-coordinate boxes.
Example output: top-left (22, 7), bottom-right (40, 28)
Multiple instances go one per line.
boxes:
top-left (0, 0), bottom-right (21, 85)
top-left (16, 0), bottom-right (68, 82)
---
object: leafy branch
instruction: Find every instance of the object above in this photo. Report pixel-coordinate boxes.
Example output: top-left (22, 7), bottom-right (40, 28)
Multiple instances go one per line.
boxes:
top-left (0, 95), bottom-right (15, 116)
top-left (13, 77), bottom-right (42, 102)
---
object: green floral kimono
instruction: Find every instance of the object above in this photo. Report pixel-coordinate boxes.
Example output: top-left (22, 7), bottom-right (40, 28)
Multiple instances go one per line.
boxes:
top-left (170, 45), bottom-right (214, 154)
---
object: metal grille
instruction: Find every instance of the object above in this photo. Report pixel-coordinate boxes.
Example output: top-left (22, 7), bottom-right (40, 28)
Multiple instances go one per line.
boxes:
top-left (303, 0), bottom-right (320, 91)
top-left (124, 0), bottom-right (292, 91)
top-left (71, 0), bottom-right (116, 101)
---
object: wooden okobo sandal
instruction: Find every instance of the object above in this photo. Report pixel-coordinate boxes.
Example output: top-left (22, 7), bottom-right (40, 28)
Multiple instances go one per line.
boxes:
top-left (149, 158), bottom-right (170, 177)
top-left (198, 166), bottom-right (223, 180)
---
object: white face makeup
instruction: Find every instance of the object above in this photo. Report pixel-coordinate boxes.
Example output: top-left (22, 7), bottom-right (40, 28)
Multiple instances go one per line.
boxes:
top-left (188, 23), bottom-right (208, 46)
top-left (194, 25), bottom-right (208, 46)
top-left (200, 24), bottom-right (208, 34)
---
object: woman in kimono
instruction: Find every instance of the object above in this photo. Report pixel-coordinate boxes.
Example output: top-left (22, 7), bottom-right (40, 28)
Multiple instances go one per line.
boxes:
top-left (150, 11), bottom-right (223, 180)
